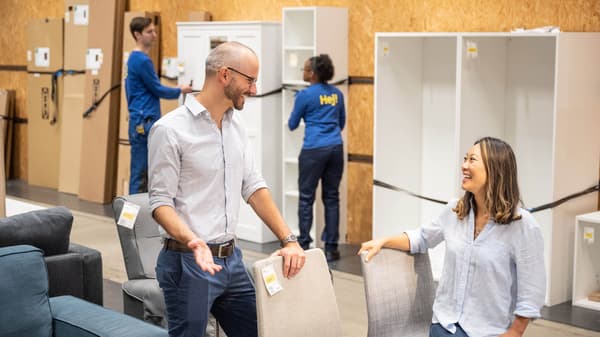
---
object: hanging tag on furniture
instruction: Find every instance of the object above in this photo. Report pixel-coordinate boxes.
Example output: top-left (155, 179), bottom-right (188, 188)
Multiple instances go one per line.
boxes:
top-left (583, 227), bottom-right (594, 244)
top-left (261, 263), bottom-right (283, 296)
top-left (117, 201), bottom-right (140, 229)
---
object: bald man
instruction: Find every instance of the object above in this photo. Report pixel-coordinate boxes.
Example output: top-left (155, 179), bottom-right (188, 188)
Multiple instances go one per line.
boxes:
top-left (148, 42), bottom-right (306, 337)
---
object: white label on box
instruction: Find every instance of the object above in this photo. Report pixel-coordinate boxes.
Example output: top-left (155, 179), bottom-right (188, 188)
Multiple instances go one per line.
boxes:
top-left (34, 48), bottom-right (50, 67)
top-left (117, 201), bottom-right (140, 229)
top-left (86, 48), bottom-right (103, 70)
top-left (27, 50), bottom-right (32, 62)
top-left (74, 5), bottom-right (89, 25)
top-left (261, 263), bottom-right (283, 296)
top-left (584, 227), bottom-right (594, 244)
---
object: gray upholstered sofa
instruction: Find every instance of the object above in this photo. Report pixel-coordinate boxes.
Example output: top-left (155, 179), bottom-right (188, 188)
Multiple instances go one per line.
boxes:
top-left (0, 206), bottom-right (103, 304)
top-left (0, 244), bottom-right (167, 337)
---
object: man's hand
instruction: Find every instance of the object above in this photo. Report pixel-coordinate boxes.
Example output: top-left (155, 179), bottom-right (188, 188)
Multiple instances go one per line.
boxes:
top-left (271, 242), bottom-right (305, 279)
top-left (499, 331), bottom-right (521, 337)
top-left (179, 84), bottom-right (193, 94)
top-left (187, 238), bottom-right (222, 275)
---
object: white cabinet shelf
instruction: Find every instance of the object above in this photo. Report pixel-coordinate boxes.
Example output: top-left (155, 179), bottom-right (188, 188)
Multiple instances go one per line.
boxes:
top-left (177, 21), bottom-right (282, 243)
top-left (281, 7), bottom-right (348, 247)
top-left (373, 32), bottom-right (600, 306)
top-left (573, 211), bottom-right (600, 311)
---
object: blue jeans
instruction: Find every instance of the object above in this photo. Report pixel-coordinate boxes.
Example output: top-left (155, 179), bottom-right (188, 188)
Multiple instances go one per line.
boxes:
top-left (156, 246), bottom-right (257, 337)
top-left (128, 116), bottom-right (156, 194)
top-left (297, 143), bottom-right (344, 251)
top-left (430, 323), bottom-right (469, 337)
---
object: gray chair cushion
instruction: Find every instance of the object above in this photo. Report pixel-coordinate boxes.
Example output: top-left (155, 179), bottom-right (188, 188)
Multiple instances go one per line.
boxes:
top-left (360, 248), bottom-right (435, 337)
top-left (0, 207), bottom-right (73, 256)
top-left (112, 194), bottom-right (161, 279)
top-left (0, 245), bottom-right (53, 337)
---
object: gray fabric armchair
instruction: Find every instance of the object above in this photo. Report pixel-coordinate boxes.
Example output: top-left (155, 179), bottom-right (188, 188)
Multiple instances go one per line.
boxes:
top-left (0, 206), bottom-right (103, 305)
top-left (360, 248), bottom-right (436, 337)
top-left (0, 244), bottom-right (167, 337)
top-left (112, 193), bottom-right (225, 336)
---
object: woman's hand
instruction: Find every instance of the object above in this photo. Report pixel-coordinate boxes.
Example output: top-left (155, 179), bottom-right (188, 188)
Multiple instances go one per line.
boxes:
top-left (357, 238), bottom-right (387, 262)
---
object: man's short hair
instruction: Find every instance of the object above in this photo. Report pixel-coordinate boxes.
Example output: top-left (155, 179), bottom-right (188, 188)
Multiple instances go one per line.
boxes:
top-left (130, 17), bottom-right (153, 40)
top-left (205, 41), bottom-right (256, 77)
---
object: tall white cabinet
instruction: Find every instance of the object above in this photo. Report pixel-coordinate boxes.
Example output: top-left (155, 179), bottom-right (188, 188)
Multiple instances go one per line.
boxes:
top-left (177, 22), bottom-right (282, 243)
top-left (373, 32), bottom-right (600, 305)
top-left (281, 7), bottom-right (348, 247)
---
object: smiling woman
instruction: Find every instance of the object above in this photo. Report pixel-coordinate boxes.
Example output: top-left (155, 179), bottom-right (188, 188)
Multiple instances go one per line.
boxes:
top-left (360, 137), bottom-right (546, 337)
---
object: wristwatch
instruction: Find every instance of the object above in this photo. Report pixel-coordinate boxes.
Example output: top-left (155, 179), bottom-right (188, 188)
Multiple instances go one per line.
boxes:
top-left (280, 233), bottom-right (298, 247)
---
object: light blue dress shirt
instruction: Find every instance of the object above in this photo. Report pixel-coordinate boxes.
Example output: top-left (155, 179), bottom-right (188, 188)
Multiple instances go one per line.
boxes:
top-left (148, 94), bottom-right (267, 243)
top-left (406, 199), bottom-right (546, 337)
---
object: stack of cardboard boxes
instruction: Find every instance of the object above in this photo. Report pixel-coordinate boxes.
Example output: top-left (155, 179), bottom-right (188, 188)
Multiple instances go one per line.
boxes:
top-left (78, 0), bottom-right (126, 203)
top-left (58, 0), bottom-right (88, 194)
top-left (26, 18), bottom-right (64, 189)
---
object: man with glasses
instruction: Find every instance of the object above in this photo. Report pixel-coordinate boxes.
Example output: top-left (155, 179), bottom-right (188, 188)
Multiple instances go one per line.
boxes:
top-left (148, 41), bottom-right (306, 337)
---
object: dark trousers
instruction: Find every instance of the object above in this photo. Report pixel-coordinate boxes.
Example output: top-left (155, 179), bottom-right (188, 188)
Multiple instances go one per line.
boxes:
top-left (156, 247), bottom-right (257, 337)
top-left (297, 143), bottom-right (344, 251)
top-left (128, 116), bottom-right (156, 195)
top-left (430, 323), bottom-right (469, 337)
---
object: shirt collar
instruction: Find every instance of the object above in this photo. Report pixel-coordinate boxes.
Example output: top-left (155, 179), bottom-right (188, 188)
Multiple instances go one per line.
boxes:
top-left (184, 93), bottom-right (234, 120)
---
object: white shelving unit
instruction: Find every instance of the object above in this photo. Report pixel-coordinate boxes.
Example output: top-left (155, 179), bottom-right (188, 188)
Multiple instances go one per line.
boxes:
top-left (573, 211), bottom-right (600, 311)
top-left (281, 7), bottom-right (348, 247)
top-left (177, 21), bottom-right (282, 243)
top-left (373, 32), bottom-right (600, 305)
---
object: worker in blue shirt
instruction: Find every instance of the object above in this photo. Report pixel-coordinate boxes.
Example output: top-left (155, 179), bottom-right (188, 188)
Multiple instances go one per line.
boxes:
top-left (125, 17), bottom-right (192, 194)
top-left (288, 54), bottom-right (346, 262)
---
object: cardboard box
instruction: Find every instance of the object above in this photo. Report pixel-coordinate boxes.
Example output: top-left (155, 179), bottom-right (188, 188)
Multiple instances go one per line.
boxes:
top-left (58, 0), bottom-right (89, 194)
top-left (79, 0), bottom-right (125, 203)
top-left (119, 11), bottom-right (161, 141)
top-left (58, 75), bottom-right (85, 194)
top-left (115, 140), bottom-right (130, 196)
top-left (64, 0), bottom-right (89, 70)
top-left (27, 74), bottom-right (63, 189)
top-left (26, 18), bottom-right (64, 72)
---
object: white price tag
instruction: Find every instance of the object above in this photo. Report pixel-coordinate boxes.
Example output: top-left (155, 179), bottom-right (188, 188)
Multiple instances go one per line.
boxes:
top-left (117, 201), bottom-right (140, 229)
top-left (584, 227), bottom-right (594, 244)
top-left (261, 263), bottom-right (283, 296)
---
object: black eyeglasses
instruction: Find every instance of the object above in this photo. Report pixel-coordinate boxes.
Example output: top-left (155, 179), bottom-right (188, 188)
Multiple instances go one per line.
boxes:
top-left (226, 66), bottom-right (257, 85)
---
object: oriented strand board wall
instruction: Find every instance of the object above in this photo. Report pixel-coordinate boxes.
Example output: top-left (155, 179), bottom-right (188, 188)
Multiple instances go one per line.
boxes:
top-left (2, 0), bottom-right (599, 240)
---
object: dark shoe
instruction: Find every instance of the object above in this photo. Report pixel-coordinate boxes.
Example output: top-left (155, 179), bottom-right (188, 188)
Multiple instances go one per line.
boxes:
top-left (325, 250), bottom-right (340, 262)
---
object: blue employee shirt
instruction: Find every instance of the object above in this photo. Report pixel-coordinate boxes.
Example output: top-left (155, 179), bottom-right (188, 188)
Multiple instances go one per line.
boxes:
top-left (405, 199), bottom-right (546, 337)
top-left (288, 83), bottom-right (345, 149)
top-left (125, 50), bottom-right (180, 123)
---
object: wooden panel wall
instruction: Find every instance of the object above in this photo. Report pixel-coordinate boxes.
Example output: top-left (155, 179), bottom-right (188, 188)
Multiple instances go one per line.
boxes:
top-left (2, 0), bottom-right (599, 241)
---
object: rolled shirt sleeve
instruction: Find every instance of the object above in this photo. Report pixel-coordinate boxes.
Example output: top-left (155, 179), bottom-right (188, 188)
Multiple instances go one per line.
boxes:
top-left (148, 123), bottom-right (180, 212)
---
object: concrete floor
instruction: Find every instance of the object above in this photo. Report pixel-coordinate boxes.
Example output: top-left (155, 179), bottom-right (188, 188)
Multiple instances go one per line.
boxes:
top-left (5, 184), bottom-right (600, 337)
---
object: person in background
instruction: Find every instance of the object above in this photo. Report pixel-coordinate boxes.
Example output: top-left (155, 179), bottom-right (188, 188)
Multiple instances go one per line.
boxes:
top-left (149, 41), bottom-right (305, 337)
top-left (359, 137), bottom-right (546, 337)
top-left (288, 54), bottom-right (346, 262)
top-left (125, 16), bottom-right (192, 194)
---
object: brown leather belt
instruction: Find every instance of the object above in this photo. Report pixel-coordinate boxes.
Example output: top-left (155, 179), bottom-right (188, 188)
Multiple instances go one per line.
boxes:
top-left (163, 238), bottom-right (235, 258)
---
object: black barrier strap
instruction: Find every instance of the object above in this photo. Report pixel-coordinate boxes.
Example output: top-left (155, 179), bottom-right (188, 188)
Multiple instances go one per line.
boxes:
top-left (526, 182), bottom-right (600, 213)
top-left (374, 179), bottom-right (600, 213)
top-left (373, 179), bottom-right (447, 205)
top-left (83, 83), bottom-right (121, 118)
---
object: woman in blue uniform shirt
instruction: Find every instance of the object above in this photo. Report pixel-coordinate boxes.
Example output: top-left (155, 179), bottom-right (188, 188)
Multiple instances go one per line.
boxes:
top-left (288, 54), bottom-right (346, 261)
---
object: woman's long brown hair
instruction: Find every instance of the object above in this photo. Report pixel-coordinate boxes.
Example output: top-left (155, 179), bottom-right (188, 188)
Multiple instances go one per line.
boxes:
top-left (453, 137), bottom-right (522, 224)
